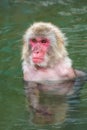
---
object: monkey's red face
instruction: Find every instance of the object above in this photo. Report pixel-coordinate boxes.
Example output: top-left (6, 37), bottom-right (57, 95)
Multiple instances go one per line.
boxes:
top-left (29, 37), bottom-right (50, 64)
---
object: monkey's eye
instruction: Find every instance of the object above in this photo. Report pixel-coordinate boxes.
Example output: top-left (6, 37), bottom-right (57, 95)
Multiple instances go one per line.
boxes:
top-left (31, 38), bottom-right (37, 43)
top-left (41, 39), bottom-right (47, 44)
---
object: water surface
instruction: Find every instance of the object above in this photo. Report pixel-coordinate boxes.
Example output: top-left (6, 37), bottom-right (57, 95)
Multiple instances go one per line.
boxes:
top-left (0, 0), bottom-right (87, 130)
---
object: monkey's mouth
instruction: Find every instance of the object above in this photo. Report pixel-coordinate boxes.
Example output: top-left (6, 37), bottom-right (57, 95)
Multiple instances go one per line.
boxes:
top-left (33, 58), bottom-right (44, 63)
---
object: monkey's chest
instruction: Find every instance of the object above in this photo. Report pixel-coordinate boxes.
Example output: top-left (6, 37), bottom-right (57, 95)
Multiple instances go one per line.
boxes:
top-left (30, 68), bottom-right (63, 81)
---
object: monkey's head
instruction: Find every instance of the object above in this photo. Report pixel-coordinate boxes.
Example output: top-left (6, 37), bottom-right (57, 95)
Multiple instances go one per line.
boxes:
top-left (22, 22), bottom-right (68, 67)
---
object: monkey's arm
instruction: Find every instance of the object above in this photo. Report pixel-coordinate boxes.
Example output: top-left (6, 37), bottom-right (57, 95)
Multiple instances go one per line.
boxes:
top-left (24, 81), bottom-right (40, 110)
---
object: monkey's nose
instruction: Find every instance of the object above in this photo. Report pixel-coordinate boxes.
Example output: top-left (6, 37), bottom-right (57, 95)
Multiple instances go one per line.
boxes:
top-left (36, 50), bottom-right (39, 53)
top-left (34, 50), bottom-right (40, 54)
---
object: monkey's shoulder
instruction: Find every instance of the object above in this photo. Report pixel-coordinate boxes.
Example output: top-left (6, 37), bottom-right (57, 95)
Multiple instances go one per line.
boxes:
top-left (24, 65), bottom-right (74, 82)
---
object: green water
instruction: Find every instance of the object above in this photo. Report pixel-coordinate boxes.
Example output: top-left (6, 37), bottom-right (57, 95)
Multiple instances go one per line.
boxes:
top-left (0, 0), bottom-right (87, 130)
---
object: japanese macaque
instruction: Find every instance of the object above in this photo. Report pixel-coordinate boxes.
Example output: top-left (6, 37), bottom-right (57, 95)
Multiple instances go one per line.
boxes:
top-left (21, 22), bottom-right (85, 119)
top-left (22, 22), bottom-right (85, 81)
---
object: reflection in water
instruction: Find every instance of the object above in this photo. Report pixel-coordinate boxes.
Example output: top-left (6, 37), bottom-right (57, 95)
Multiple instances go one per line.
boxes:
top-left (32, 95), bottom-right (68, 124)
top-left (24, 74), bottom-right (87, 125)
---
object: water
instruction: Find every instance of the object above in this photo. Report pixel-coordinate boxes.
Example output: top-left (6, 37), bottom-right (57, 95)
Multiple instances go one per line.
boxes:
top-left (0, 0), bottom-right (87, 130)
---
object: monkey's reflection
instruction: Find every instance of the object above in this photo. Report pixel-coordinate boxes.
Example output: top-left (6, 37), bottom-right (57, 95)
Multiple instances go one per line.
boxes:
top-left (24, 74), bottom-right (87, 125)
top-left (31, 94), bottom-right (68, 124)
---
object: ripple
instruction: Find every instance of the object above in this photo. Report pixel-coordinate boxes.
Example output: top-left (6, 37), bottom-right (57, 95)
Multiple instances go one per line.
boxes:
top-left (71, 6), bottom-right (87, 14)
top-left (58, 11), bottom-right (71, 16)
